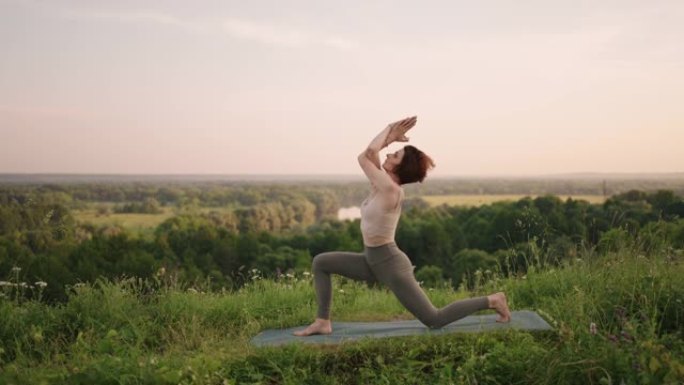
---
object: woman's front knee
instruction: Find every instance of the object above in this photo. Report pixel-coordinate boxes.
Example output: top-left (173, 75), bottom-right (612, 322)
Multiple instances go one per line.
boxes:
top-left (311, 253), bottom-right (328, 271)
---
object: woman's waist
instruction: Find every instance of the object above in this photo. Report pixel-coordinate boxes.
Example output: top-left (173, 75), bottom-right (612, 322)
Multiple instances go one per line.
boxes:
top-left (364, 241), bottom-right (400, 252)
top-left (363, 241), bottom-right (411, 268)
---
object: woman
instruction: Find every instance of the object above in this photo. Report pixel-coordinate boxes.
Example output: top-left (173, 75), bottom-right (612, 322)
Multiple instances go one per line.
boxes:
top-left (294, 116), bottom-right (511, 336)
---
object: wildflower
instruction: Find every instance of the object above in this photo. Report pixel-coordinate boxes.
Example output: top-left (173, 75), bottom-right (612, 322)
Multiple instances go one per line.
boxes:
top-left (156, 267), bottom-right (166, 277)
top-left (302, 271), bottom-right (311, 276)
top-left (35, 281), bottom-right (48, 288)
top-left (338, 289), bottom-right (345, 294)
top-left (187, 288), bottom-right (198, 294)
top-left (0, 281), bottom-right (10, 287)
top-left (11, 267), bottom-right (21, 273)
top-left (285, 273), bottom-right (294, 279)
top-left (589, 322), bottom-right (597, 335)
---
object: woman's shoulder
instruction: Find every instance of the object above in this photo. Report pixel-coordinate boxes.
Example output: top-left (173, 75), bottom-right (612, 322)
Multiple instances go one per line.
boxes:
top-left (372, 184), bottom-right (402, 209)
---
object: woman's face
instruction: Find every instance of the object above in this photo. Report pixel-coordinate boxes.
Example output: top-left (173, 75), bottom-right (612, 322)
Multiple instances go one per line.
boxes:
top-left (383, 148), bottom-right (405, 173)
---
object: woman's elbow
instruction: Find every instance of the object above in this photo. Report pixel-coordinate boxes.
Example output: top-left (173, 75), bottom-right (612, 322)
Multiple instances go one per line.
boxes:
top-left (357, 150), bottom-right (369, 163)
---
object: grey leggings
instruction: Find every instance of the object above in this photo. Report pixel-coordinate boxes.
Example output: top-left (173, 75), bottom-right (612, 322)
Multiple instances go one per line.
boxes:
top-left (312, 242), bottom-right (489, 329)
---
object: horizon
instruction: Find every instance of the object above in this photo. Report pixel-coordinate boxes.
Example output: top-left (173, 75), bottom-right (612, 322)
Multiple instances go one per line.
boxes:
top-left (2, 1), bottom-right (683, 175)
top-left (2, 170), bottom-right (684, 181)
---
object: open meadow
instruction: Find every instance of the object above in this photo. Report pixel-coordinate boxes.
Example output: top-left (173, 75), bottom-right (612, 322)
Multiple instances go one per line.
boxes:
top-left (73, 194), bottom-right (608, 234)
top-left (73, 205), bottom-right (238, 234)
top-left (1, 246), bottom-right (682, 384)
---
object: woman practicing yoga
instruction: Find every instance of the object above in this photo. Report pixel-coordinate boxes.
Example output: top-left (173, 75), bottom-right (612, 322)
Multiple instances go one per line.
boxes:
top-left (294, 116), bottom-right (511, 336)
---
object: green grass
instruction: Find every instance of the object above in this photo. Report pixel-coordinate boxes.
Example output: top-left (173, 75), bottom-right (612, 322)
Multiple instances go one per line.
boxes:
top-left (1, 248), bottom-right (683, 384)
top-left (423, 194), bottom-right (606, 207)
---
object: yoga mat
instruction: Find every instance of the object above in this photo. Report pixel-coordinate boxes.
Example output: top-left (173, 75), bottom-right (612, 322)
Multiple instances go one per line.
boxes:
top-left (251, 310), bottom-right (553, 347)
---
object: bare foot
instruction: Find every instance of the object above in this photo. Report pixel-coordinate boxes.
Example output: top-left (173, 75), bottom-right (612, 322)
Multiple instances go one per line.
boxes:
top-left (487, 292), bottom-right (512, 323)
top-left (293, 318), bottom-right (332, 336)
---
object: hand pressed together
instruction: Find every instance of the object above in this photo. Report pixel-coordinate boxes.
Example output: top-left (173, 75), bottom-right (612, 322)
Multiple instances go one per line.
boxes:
top-left (385, 116), bottom-right (417, 145)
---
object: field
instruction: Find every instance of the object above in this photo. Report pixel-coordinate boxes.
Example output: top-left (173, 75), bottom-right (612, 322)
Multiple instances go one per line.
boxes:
top-left (75, 207), bottom-right (175, 231)
top-left (74, 205), bottom-right (237, 233)
top-left (1, 247), bottom-right (683, 384)
top-left (422, 194), bottom-right (607, 207)
top-left (74, 195), bottom-right (608, 232)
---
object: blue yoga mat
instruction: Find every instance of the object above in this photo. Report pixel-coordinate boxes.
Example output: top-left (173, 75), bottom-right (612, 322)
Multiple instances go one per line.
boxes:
top-left (251, 310), bottom-right (553, 347)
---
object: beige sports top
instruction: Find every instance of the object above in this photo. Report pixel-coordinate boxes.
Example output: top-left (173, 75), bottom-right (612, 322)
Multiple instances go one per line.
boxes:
top-left (360, 187), bottom-right (404, 246)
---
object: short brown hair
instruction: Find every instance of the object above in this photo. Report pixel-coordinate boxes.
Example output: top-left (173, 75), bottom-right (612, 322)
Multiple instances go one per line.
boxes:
top-left (394, 145), bottom-right (435, 185)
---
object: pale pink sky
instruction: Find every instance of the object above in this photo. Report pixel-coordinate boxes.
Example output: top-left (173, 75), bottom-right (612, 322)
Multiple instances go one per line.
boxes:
top-left (1, 0), bottom-right (683, 176)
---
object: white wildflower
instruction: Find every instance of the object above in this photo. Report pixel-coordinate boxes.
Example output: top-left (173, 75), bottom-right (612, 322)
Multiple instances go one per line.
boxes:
top-left (589, 322), bottom-right (597, 335)
top-left (0, 281), bottom-right (10, 287)
top-left (302, 271), bottom-right (311, 276)
top-left (11, 267), bottom-right (21, 273)
top-left (35, 281), bottom-right (48, 288)
top-left (187, 288), bottom-right (198, 294)
top-left (338, 289), bottom-right (345, 293)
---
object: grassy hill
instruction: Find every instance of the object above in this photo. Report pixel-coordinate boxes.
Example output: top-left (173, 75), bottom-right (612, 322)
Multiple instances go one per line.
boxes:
top-left (1, 247), bottom-right (683, 384)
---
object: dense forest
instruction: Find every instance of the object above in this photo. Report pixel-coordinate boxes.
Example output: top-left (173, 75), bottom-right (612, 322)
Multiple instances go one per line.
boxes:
top-left (1, 179), bottom-right (683, 302)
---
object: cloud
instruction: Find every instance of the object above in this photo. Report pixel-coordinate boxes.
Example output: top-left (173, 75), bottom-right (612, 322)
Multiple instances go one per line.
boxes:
top-left (221, 18), bottom-right (357, 50)
top-left (20, 1), bottom-right (359, 51)
top-left (60, 8), bottom-right (211, 34)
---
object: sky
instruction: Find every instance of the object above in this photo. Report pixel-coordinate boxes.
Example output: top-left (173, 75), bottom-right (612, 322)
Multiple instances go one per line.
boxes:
top-left (1, 0), bottom-right (683, 176)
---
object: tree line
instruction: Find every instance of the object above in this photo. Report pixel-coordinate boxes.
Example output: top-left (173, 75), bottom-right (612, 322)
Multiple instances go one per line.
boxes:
top-left (1, 187), bottom-right (683, 301)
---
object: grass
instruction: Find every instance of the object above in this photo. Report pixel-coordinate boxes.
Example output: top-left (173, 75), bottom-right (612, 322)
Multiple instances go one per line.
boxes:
top-left (73, 204), bottom-right (237, 235)
top-left (1, 248), bottom-right (683, 384)
top-left (423, 194), bottom-right (606, 207)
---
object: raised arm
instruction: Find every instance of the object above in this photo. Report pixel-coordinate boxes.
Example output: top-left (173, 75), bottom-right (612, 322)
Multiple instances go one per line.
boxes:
top-left (357, 116), bottom-right (416, 190)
